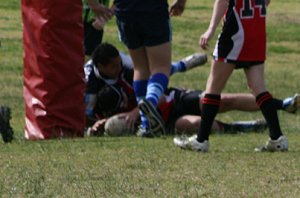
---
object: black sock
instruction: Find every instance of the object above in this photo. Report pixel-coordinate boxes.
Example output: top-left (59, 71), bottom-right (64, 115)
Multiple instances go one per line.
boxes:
top-left (273, 98), bottom-right (284, 110)
top-left (256, 92), bottom-right (282, 140)
top-left (197, 94), bottom-right (220, 142)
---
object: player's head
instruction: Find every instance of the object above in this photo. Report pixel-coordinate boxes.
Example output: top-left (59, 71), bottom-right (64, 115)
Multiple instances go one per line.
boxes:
top-left (95, 85), bottom-right (122, 117)
top-left (92, 43), bottom-right (122, 79)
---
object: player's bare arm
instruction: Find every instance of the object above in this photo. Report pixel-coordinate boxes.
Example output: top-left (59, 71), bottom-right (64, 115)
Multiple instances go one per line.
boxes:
top-left (87, 0), bottom-right (114, 21)
top-left (199, 0), bottom-right (228, 50)
top-left (169, 0), bottom-right (187, 16)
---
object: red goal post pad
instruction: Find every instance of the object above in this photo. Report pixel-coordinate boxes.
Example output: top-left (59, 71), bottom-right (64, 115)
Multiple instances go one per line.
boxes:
top-left (22, 0), bottom-right (85, 139)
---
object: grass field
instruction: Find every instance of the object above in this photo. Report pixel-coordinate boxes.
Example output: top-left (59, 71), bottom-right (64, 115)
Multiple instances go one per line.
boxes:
top-left (1, 0), bottom-right (300, 197)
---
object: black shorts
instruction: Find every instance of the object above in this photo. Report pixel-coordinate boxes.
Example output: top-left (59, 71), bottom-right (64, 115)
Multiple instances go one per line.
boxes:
top-left (84, 21), bottom-right (104, 56)
top-left (165, 88), bottom-right (203, 134)
top-left (213, 56), bottom-right (264, 69)
top-left (116, 16), bottom-right (172, 49)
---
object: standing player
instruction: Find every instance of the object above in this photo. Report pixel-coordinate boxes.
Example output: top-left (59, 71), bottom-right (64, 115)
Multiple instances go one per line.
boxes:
top-left (82, 0), bottom-right (110, 56)
top-left (0, 106), bottom-right (13, 143)
top-left (174, 0), bottom-right (289, 152)
top-left (114, 0), bottom-right (188, 136)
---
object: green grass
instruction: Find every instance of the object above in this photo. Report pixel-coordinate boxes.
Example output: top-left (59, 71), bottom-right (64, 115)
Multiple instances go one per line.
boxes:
top-left (1, 0), bottom-right (300, 197)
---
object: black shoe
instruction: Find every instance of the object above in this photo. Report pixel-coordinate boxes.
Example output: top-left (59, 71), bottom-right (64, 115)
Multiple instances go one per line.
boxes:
top-left (138, 99), bottom-right (165, 136)
top-left (0, 106), bottom-right (13, 143)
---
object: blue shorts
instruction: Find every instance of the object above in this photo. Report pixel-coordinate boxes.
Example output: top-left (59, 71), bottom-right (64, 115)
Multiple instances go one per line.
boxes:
top-left (116, 16), bottom-right (172, 49)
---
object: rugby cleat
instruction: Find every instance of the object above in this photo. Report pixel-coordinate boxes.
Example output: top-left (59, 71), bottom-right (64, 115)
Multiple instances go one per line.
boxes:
top-left (255, 136), bottom-right (288, 152)
top-left (283, 93), bottom-right (300, 113)
top-left (136, 125), bottom-right (155, 138)
top-left (0, 106), bottom-right (13, 143)
top-left (173, 135), bottom-right (209, 152)
top-left (138, 99), bottom-right (165, 136)
top-left (181, 53), bottom-right (207, 70)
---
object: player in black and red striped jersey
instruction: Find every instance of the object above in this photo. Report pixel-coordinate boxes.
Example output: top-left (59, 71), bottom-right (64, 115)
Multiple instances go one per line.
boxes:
top-left (174, 0), bottom-right (289, 152)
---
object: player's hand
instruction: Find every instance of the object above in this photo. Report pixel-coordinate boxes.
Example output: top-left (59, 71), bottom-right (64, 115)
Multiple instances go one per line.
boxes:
top-left (199, 28), bottom-right (215, 50)
top-left (169, 0), bottom-right (187, 16)
top-left (90, 119), bottom-right (106, 136)
top-left (92, 17), bottom-right (106, 30)
top-left (89, 2), bottom-right (114, 21)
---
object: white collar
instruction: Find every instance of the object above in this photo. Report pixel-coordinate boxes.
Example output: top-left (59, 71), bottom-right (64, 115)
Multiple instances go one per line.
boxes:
top-left (93, 65), bottom-right (118, 85)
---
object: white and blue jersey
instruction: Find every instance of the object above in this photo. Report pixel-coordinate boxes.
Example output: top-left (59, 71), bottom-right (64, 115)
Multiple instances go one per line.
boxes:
top-left (84, 52), bottom-right (136, 118)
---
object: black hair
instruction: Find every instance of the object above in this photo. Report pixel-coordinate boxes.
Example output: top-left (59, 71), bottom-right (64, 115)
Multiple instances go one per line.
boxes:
top-left (92, 43), bottom-right (120, 66)
top-left (95, 85), bottom-right (122, 117)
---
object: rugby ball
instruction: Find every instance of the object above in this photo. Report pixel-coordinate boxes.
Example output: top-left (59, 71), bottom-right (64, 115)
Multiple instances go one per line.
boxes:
top-left (104, 115), bottom-right (134, 136)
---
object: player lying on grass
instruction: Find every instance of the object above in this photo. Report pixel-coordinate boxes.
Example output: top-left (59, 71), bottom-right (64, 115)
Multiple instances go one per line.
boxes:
top-left (84, 43), bottom-right (300, 137)
top-left (84, 42), bottom-right (207, 126)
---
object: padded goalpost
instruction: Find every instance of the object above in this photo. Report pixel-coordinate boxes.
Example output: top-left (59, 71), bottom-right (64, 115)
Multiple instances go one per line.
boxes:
top-left (21, 0), bottom-right (85, 139)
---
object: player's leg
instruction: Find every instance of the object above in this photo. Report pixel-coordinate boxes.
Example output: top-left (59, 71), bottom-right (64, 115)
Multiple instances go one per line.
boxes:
top-left (136, 42), bottom-right (171, 135)
top-left (197, 61), bottom-right (235, 142)
top-left (219, 93), bottom-right (257, 112)
top-left (174, 115), bottom-right (231, 134)
top-left (117, 22), bottom-right (153, 134)
top-left (245, 64), bottom-right (288, 151)
top-left (145, 42), bottom-right (171, 107)
top-left (174, 61), bottom-right (235, 152)
top-left (128, 47), bottom-right (152, 134)
top-left (174, 115), bottom-right (267, 134)
top-left (219, 92), bottom-right (300, 113)
top-left (170, 53), bottom-right (207, 75)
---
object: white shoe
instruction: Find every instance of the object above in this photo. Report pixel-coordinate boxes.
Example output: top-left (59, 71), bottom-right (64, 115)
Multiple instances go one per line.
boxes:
top-left (255, 136), bottom-right (288, 152)
top-left (182, 53), bottom-right (207, 70)
top-left (283, 93), bottom-right (300, 113)
top-left (173, 135), bottom-right (209, 152)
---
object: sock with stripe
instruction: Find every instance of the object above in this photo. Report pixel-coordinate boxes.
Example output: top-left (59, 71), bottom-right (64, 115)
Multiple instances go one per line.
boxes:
top-left (197, 94), bottom-right (220, 142)
top-left (133, 80), bottom-right (149, 129)
top-left (146, 73), bottom-right (169, 107)
top-left (170, 61), bottom-right (186, 75)
top-left (256, 91), bottom-right (283, 140)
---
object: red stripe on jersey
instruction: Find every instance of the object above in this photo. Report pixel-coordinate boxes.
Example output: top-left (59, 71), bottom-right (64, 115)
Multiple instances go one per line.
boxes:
top-left (216, 57), bottom-right (225, 62)
top-left (158, 100), bottom-right (174, 123)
